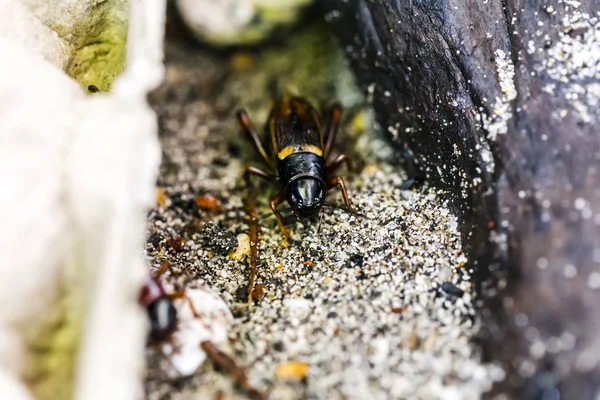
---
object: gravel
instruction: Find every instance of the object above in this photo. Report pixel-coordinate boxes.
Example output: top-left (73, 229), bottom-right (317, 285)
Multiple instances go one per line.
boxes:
top-left (143, 33), bottom-right (503, 400)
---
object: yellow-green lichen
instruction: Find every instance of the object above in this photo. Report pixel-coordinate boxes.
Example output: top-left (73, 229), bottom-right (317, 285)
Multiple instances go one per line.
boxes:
top-left (255, 0), bottom-right (313, 23)
top-left (23, 281), bottom-right (81, 400)
top-left (67, 2), bottom-right (128, 92)
top-left (46, 0), bottom-right (129, 92)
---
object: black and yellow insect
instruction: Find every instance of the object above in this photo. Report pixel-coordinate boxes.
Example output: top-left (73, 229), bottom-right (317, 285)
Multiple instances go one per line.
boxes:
top-left (237, 96), bottom-right (354, 239)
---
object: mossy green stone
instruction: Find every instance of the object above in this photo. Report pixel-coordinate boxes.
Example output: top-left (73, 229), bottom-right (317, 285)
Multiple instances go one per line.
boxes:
top-left (59, 1), bottom-right (128, 92)
top-left (184, 0), bottom-right (313, 46)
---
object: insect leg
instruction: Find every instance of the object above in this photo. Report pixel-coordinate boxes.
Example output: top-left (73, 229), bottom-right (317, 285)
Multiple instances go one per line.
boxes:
top-left (327, 176), bottom-right (354, 212)
top-left (324, 103), bottom-right (342, 159)
top-left (327, 153), bottom-right (353, 175)
top-left (237, 110), bottom-right (276, 169)
top-left (152, 262), bottom-right (169, 279)
top-left (200, 341), bottom-right (268, 400)
top-left (270, 191), bottom-right (291, 240)
top-left (316, 207), bottom-right (325, 234)
top-left (243, 166), bottom-right (273, 183)
top-left (167, 291), bottom-right (200, 318)
top-left (243, 166), bottom-right (271, 304)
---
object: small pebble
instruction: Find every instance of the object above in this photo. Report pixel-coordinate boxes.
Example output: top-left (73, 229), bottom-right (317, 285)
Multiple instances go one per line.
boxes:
top-left (441, 282), bottom-right (465, 297)
top-left (275, 362), bottom-right (310, 381)
top-left (399, 178), bottom-right (417, 190)
top-left (438, 266), bottom-right (453, 282)
top-left (229, 233), bottom-right (250, 261)
top-left (201, 222), bottom-right (237, 255)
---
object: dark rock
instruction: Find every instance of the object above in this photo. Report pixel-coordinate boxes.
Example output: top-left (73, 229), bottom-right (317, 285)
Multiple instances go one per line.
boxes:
top-left (202, 222), bottom-right (238, 255)
top-left (440, 282), bottom-right (464, 298)
top-left (235, 284), bottom-right (249, 303)
top-left (399, 179), bottom-right (417, 191)
top-left (170, 192), bottom-right (202, 218)
top-left (348, 253), bottom-right (364, 268)
top-left (148, 233), bottom-right (163, 249)
top-left (324, 0), bottom-right (600, 398)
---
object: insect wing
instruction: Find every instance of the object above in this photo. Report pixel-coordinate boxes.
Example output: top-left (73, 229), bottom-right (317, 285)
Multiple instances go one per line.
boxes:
top-left (269, 97), bottom-right (324, 159)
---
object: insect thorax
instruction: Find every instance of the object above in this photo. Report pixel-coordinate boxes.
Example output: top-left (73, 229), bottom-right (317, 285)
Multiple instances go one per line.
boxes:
top-left (277, 152), bottom-right (326, 189)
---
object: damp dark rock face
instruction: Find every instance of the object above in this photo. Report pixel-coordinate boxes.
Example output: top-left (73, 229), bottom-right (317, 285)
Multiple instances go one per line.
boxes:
top-left (324, 1), bottom-right (600, 398)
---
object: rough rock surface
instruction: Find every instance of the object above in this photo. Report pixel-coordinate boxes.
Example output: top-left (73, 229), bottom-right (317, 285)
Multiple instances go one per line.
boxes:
top-left (323, 1), bottom-right (600, 398)
top-left (0, 0), bottom-right (69, 68)
top-left (2, 0), bottom-right (129, 91)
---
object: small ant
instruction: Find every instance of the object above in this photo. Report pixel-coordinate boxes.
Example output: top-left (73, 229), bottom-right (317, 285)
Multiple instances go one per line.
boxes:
top-left (138, 263), bottom-right (267, 400)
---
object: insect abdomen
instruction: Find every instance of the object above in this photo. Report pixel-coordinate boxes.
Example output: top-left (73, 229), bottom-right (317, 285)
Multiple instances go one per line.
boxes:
top-left (269, 97), bottom-right (324, 158)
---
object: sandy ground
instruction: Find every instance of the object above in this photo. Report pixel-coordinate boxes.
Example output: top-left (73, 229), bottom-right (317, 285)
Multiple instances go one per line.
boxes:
top-left (142, 28), bottom-right (502, 400)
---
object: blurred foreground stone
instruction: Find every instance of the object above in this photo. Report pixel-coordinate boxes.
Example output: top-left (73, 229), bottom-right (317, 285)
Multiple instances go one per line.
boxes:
top-left (175, 0), bottom-right (314, 46)
top-left (0, 0), bottom-right (165, 399)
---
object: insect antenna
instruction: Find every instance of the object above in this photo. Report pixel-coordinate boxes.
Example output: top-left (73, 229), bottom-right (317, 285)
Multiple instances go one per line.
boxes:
top-left (257, 206), bottom-right (294, 222)
top-left (316, 207), bottom-right (325, 234)
top-left (258, 211), bottom-right (275, 221)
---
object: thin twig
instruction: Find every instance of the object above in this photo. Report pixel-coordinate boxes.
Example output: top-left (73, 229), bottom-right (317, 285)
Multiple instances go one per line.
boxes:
top-left (246, 178), bottom-right (260, 305)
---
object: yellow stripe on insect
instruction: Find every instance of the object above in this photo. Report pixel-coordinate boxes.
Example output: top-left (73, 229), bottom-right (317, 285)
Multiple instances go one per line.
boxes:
top-left (278, 144), bottom-right (323, 159)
